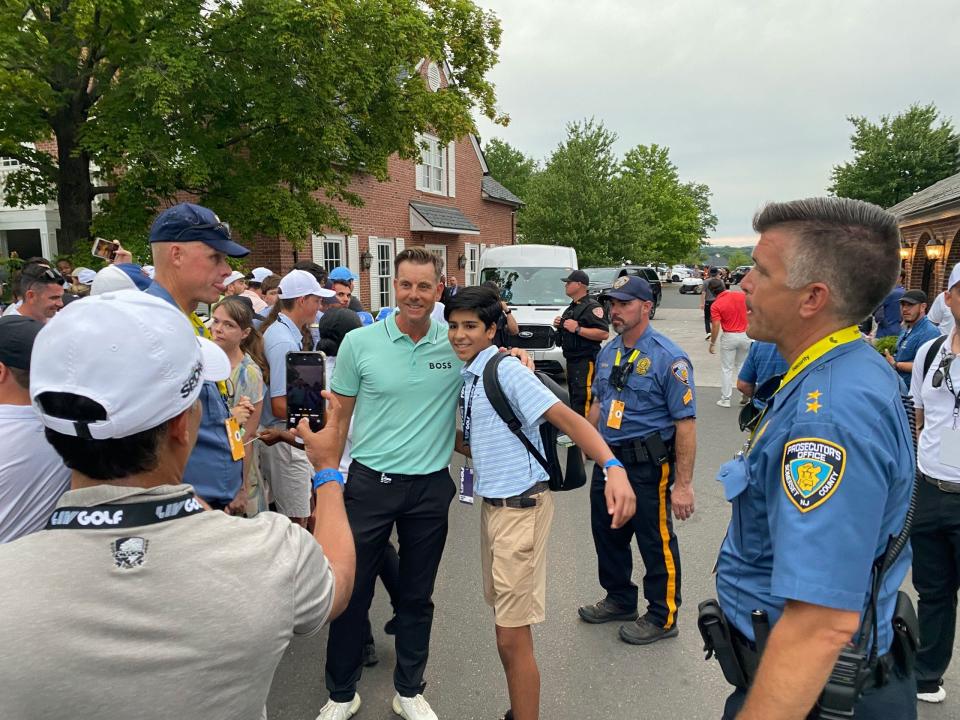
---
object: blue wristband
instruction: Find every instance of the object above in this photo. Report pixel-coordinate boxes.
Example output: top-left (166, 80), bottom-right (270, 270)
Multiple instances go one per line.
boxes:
top-left (312, 469), bottom-right (345, 491)
top-left (603, 458), bottom-right (625, 470)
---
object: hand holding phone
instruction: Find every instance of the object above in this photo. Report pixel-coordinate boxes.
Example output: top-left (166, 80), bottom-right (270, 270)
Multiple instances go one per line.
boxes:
top-left (91, 237), bottom-right (119, 262)
top-left (286, 351), bottom-right (326, 432)
top-left (291, 391), bottom-right (342, 472)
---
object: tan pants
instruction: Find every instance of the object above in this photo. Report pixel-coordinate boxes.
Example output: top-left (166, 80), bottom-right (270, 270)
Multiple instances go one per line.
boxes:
top-left (481, 491), bottom-right (555, 627)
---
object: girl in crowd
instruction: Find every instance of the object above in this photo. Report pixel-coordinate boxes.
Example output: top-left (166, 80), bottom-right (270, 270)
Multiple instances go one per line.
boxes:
top-left (211, 296), bottom-right (269, 515)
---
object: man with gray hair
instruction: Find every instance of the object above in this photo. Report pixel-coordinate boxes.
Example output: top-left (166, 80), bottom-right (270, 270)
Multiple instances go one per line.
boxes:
top-left (706, 197), bottom-right (917, 719)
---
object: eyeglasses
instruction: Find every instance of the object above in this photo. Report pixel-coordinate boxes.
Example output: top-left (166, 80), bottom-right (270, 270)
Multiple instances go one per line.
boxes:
top-left (173, 221), bottom-right (231, 241)
top-left (738, 373), bottom-right (784, 433)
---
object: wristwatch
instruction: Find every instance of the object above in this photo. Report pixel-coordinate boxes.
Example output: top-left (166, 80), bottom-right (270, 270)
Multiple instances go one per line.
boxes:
top-left (312, 468), bottom-right (345, 491)
top-left (503, 309), bottom-right (512, 315)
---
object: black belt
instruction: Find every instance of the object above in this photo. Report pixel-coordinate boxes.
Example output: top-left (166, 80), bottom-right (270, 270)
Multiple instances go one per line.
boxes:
top-left (924, 474), bottom-right (960, 494)
top-left (609, 437), bottom-right (674, 465)
top-left (349, 460), bottom-right (447, 484)
top-left (483, 482), bottom-right (549, 509)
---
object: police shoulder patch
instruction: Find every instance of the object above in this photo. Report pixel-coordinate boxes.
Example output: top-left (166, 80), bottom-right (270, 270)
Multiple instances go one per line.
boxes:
top-left (592, 306), bottom-right (605, 319)
top-left (670, 360), bottom-right (690, 385)
top-left (781, 437), bottom-right (846, 513)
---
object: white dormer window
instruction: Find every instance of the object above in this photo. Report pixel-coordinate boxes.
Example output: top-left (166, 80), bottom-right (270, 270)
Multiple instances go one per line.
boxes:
top-left (416, 133), bottom-right (445, 195)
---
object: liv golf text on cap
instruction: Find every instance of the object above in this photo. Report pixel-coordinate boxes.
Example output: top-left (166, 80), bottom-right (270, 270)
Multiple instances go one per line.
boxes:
top-left (30, 290), bottom-right (231, 439)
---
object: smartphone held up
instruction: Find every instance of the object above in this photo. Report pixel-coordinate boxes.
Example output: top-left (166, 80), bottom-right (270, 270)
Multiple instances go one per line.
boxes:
top-left (91, 238), bottom-right (119, 262)
top-left (286, 351), bottom-right (326, 433)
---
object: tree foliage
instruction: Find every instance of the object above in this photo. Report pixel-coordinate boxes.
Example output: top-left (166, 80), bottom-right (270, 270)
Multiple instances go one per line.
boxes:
top-left (520, 119), bottom-right (629, 267)
top-left (829, 103), bottom-right (959, 209)
top-left (482, 137), bottom-right (536, 204)
top-left (519, 120), bottom-right (715, 267)
top-left (0, 0), bottom-right (505, 257)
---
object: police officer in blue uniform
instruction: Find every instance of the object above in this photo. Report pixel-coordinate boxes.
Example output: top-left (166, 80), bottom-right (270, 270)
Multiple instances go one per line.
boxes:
top-left (710, 197), bottom-right (917, 719)
top-left (577, 275), bottom-right (697, 645)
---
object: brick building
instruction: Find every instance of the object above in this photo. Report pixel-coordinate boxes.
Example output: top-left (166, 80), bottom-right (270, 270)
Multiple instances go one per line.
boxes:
top-left (890, 171), bottom-right (960, 297)
top-left (244, 124), bottom-right (522, 311)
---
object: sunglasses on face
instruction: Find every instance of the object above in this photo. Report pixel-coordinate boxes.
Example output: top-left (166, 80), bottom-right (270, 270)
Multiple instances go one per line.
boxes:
top-left (173, 221), bottom-right (231, 241)
top-left (738, 372), bottom-right (785, 433)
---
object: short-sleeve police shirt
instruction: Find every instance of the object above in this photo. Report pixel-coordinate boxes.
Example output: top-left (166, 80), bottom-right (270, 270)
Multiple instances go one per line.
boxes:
top-left (591, 325), bottom-right (696, 443)
top-left (715, 333), bottom-right (914, 654)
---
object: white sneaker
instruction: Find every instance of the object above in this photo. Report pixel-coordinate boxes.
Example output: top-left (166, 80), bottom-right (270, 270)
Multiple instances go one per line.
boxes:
top-left (716, 398), bottom-right (731, 408)
top-left (316, 694), bottom-right (361, 720)
top-left (917, 686), bottom-right (946, 703)
top-left (392, 693), bottom-right (438, 720)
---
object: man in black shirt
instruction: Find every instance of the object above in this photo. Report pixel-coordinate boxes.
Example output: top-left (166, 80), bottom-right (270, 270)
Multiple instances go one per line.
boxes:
top-left (553, 270), bottom-right (609, 417)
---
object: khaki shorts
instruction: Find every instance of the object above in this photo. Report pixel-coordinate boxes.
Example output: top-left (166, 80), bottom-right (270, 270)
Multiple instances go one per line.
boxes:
top-left (257, 436), bottom-right (312, 518)
top-left (480, 490), bottom-right (554, 628)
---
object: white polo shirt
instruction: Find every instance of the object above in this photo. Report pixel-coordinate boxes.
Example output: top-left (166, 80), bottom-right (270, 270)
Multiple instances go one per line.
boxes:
top-left (0, 404), bottom-right (71, 543)
top-left (910, 331), bottom-right (960, 483)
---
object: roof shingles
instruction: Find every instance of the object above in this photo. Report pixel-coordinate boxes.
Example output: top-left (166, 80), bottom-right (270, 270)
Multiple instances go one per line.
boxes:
top-left (888, 170), bottom-right (960, 219)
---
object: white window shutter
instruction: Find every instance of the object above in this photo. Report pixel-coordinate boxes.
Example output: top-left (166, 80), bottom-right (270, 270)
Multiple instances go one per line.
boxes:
top-left (347, 235), bottom-right (360, 275)
top-left (447, 142), bottom-right (456, 197)
top-left (311, 233), bottom-right (324, 263)
top-left (368, 237), bottom-right (380, 311)
top-left (395, 237), bottom-right (405, 253)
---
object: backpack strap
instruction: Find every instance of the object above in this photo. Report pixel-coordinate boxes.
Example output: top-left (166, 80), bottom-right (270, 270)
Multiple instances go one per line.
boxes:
top-left (922, 335), bottom-right (948, 381)
top-left (482, 353), bottom-right (553, 475)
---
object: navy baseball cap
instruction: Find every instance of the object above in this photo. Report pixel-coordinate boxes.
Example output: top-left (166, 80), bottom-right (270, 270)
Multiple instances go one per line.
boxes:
top-left (599, 275), bottom-right (653, 303)
top-left (149, 203), bottom-right (250, 258)
top-left (0, 316), bottom-right (42, 371)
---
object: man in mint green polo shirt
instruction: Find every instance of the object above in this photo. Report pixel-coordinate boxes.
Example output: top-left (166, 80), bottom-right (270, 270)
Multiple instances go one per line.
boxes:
top-left (319, 248), bottom-right (461, 720)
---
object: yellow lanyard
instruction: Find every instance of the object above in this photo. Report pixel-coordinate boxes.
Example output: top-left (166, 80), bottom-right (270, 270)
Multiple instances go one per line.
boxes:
top-left (776, 325), bottom-right (862, 393)
top-left (614, 347), bottom-right (641, 367)
top-left (189, 312), bottom-right (229, 397)
top-left (748, 325), bottom-right (862, 447)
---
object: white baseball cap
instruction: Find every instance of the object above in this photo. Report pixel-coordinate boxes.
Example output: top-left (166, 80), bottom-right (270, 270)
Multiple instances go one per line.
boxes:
top-left (249, 267), bottom-right (273, 283)
top-left (91, 265), bottom-right (137, 295)
top-left (948, 262), bottom-right (960, 292)
top-left (224, 270), bottom-right (246, 287)
top-left (278, 269), bottom-right (335, 299)
top-left (74, 267), bottom-right (96, 285)
top-left (30, 290), bottom-right (230, 439)
top-left (142, 264), bottom-right (156, 279)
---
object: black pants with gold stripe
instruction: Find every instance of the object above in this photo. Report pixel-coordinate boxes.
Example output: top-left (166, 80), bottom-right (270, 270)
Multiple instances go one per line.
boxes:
top-left (566, 355), bottom-right (597, 418)
top-left (589, 458), bottom-right (681, 628)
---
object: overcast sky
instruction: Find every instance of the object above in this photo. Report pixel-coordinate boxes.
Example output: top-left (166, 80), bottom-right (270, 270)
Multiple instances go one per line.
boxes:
top-left (473, 0), bottom-right (960, 247)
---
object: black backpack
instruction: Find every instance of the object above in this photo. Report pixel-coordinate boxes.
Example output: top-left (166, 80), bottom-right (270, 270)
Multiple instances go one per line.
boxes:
top-left (481, 353), bottom-right (587, 492)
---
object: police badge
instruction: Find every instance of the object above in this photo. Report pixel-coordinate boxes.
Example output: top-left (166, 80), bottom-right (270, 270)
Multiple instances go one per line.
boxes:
top-left (636, 357), bottom-right (652, 375)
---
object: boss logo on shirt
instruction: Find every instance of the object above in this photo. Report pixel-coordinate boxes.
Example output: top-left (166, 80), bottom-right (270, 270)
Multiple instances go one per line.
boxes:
top-left (429, 362), bottom-right (453, 370)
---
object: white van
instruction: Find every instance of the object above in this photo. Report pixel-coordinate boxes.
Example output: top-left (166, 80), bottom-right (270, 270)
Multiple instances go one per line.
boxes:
top-left (479, 244), bottom-right (577, 377)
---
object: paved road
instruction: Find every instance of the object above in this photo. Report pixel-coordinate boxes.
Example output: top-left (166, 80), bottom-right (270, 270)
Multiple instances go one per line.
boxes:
top-left (268, 285), bottom-right (959, 720)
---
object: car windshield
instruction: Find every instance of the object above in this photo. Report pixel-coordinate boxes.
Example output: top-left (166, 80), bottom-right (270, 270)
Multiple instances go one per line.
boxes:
top-left (480, 267), bottom-right (571, 305)
top-left (584, 267), bottom-right (621, 285)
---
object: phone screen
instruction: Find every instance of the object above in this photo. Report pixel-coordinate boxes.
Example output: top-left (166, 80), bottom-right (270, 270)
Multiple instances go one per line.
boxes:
top-left (91, 238), bottom-right (117, 261)
top-left (286, 352), bottom-right (325, 432)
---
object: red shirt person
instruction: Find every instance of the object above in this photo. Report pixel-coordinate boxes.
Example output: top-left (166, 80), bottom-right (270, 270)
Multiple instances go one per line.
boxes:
top-left (708, 280), bottom-right (752, 407)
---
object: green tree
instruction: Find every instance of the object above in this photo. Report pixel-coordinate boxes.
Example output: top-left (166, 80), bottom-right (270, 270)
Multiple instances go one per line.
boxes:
top-left (0, 0), bottom-right (504, 257)
top-left (682, 181), bottom-right (718, 240)
top-left (617, 143), bottom-right (706, 265)
top-left (727, 249), bottom-right (752, 269)
top-left (829, 103), bottom-right (959, 209)
top-left (520, 118), bottom-right (628, 266)
top-left (483, 137), bottom-right (536, 202)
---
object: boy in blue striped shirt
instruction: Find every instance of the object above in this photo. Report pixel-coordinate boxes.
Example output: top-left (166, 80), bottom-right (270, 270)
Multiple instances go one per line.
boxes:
top-left (445, 287), bottom-right (634, 720)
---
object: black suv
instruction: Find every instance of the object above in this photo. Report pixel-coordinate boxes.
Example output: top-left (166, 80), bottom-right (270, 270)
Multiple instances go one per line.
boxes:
top-left (585, 266), bottom-right (663, 319)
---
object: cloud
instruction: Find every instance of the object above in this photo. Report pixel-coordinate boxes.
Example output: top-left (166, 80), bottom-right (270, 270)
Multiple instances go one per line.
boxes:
top-left (475, 0), bottom-right (960, 237)
top-left (707, 236), bottom-right (757, 248)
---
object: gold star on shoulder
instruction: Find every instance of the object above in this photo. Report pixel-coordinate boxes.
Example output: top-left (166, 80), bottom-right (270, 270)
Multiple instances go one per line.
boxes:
top-left (806, 400), bottom-right (822, 413)
top-left (806, 390), bottom-right (822, 401)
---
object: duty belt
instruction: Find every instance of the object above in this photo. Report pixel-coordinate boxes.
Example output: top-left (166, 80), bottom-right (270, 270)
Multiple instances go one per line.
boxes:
top-left (483, 481), bottom-right (549, 509)
top-left (609, 436), bottom-right (674, 466)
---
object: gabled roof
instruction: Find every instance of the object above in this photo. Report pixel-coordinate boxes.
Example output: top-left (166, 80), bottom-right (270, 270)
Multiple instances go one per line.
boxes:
top-left (409, 201), bottom-right (480, 235)
top-left (888, 170), bottom-right (960, 220)
top-left (481, 176), bottom-right (523, 207)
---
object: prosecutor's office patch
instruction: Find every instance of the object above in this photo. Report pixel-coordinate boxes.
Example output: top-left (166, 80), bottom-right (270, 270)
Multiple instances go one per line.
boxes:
top-left (781, 438), bottom-right (846, 513)
top-left (671, 360), bottom-right (690, 385)
top-left (636, 357), bottom-right (652, 375)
